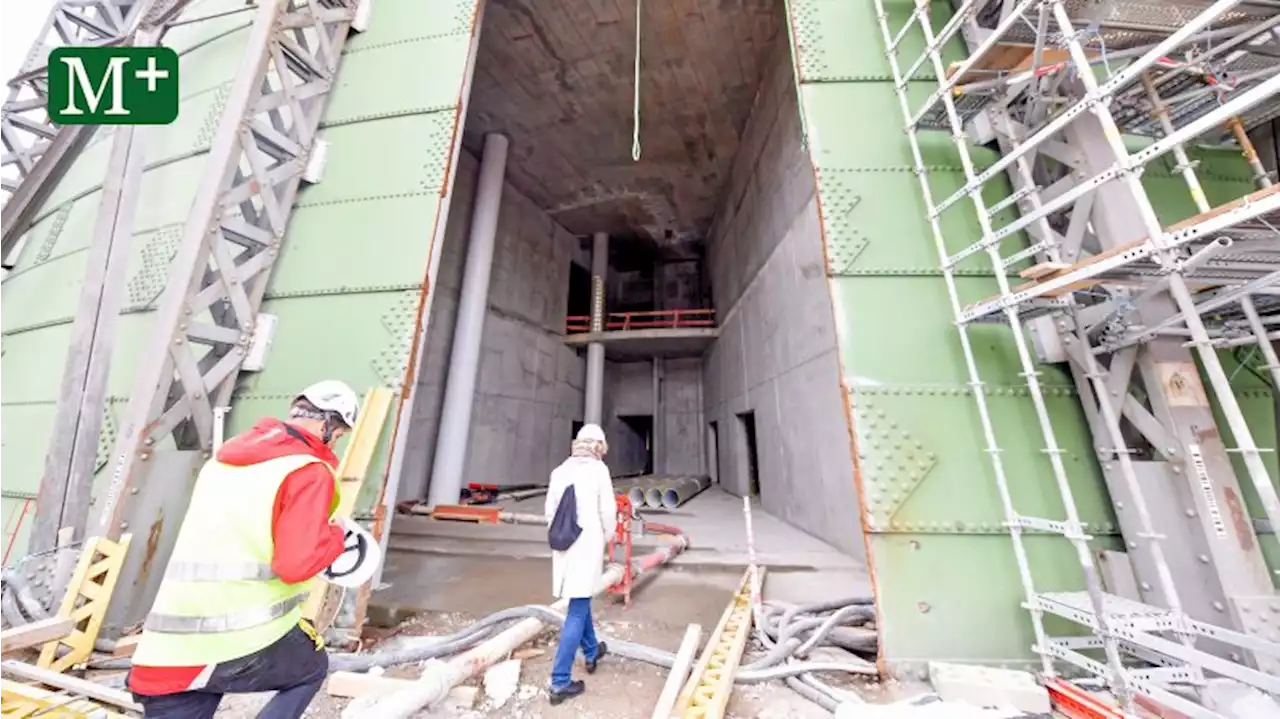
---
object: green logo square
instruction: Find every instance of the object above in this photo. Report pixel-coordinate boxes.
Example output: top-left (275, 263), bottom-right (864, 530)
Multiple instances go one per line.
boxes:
top-left (48, 47), bottom-right (179, 126)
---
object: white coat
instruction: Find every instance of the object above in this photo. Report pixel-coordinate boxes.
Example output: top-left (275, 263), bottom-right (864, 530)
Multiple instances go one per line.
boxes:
top-left (545, 455), bottom-right (616, 599)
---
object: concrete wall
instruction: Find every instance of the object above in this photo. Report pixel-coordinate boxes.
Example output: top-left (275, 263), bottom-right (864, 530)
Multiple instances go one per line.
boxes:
top-left (602, 358), bottom-right (704, 477)
top-left (701, 39), bottom-right (862, 556)
top-left (399, 150), bottom-right (586, 499)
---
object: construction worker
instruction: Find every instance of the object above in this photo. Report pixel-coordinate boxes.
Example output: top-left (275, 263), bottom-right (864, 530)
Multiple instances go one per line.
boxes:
top-left (544, 423), bottom-right (616, 705)
top-left (126, 381), bottom-right (361, 719)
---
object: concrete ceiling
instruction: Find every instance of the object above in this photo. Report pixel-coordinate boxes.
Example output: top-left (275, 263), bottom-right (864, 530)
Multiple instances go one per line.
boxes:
top-left (462, 0), bottom-right (784, 244)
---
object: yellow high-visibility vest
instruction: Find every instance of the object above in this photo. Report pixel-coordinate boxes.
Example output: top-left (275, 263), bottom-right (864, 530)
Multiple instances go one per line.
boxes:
top-left (131, 453), bottom-right (340, 667)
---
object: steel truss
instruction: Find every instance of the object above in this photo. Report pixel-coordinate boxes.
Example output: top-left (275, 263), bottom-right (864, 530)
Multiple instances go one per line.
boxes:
top-left (40, 0), bottom-right (360, 624)
top-left (0, 1), bottom-right (191, 262)
top-left (875, 0), bottom-right (1280, 716)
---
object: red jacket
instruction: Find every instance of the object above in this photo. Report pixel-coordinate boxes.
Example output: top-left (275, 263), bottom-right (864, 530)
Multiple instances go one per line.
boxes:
top-left (128, 418), bottom-right (346, 695)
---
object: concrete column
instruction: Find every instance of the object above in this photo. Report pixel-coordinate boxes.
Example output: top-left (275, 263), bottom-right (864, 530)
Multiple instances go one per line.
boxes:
top-left (583, 231), bottom-right (608, 425)
top-left (427, 133), bottom-right (509, 507)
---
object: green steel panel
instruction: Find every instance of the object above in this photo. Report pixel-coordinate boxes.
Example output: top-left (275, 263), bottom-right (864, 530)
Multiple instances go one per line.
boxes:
top-left (326, 36), bottom-right (473, 125)
top-left (790, 0), bottom-right (964, 82)
top-left (872, 534), bottom-right (1122, 673)
top-left (802, 82), bottom-right (1001, 170)
top-left (818, 168), bottom-right (1029, 277)
top-left (2, 0), bottom-right (482, 564)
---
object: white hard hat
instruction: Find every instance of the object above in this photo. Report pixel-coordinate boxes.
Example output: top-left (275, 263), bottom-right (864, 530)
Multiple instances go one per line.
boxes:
top-left (321, 518), bottom-right (382, 588)
top-left (296, 380), bottom-right (359, 428)
top-left (576, 423), bottom-right (606, 443)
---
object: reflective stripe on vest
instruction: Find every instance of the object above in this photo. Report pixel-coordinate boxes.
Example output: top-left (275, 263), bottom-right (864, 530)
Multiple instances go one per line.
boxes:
top-left (145, 594), bottom-right (308, 634)
top-left (131, 452), bottom-right (339, 667)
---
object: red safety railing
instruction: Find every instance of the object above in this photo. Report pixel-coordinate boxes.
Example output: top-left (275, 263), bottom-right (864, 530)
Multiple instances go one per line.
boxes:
top-left (565, 308), bottom-right (716, 334)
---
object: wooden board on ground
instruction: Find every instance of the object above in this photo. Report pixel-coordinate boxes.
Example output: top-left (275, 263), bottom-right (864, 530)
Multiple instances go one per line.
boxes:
top-left (651, 623), bottom-right (702, 719)
top-left (1, 682), bottom-right (132, 719)
top-left (2, 659), bottom-right (143, 712)
top-left (1, 617), bottom-right (73, 656)
top-left (671, 569), bottom-right (761, 719)
top-left (326, 671), bottom-right (477, 709)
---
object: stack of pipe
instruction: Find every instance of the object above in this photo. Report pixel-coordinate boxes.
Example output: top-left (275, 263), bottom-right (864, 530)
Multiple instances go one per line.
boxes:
top-left (612, 474), bottom-right (712, 509)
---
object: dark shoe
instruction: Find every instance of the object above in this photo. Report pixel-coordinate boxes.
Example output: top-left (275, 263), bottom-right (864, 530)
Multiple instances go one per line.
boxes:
top-left (548, 680), bottom-right (585, 705)
top-left (586, 641), bottom-right (608, 674)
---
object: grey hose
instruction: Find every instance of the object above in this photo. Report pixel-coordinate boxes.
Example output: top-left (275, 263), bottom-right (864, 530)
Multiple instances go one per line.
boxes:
top-left (1, 587), bottom-right (25, 627)
top-left (784, 675), bottom-right (839, 711)
top-left (796, 605), bottom-right (867, 657)
top-left (87, 599), bottom-right (878, 714)
top-left (2, 571), bottom-right (50, 624)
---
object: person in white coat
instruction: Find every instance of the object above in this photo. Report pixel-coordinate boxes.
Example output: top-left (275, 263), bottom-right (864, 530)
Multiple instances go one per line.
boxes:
top-left (544, 423), bottom-right (616, 704)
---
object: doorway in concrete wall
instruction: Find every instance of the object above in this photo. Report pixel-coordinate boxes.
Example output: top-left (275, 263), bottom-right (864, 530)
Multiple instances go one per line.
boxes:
top-left (616, 415), bottom-right (654, 475)
top-left (707, 421), bottom-right (720, 484)
top-left (736, 411), bottom-right (760, 497)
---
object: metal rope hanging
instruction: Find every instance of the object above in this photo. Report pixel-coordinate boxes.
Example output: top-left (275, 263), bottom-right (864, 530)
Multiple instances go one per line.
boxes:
top-left (632, 0), bottom-right (643, 161)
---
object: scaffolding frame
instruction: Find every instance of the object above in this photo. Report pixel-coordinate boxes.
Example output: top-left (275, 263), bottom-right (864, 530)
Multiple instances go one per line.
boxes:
top-left (0, 1), bottom-right (193, 261)
top-left (874, 0), bottom-right (1280, 716)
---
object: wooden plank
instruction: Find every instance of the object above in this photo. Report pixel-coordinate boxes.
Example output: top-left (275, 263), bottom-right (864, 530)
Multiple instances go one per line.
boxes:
top-left (302, 387), bottom-right (395, 628)
top-left (111, 634), bottom-right (141, 658)
top-left (651, 623), bottom-right (702, 719)
top-left (1019, 261), bottom-right (1070, 280)
top-left (672, 569), bottom-right (761, 719)
top-left (1, 659), bottom-right (143, 712)
top-left (1, 682), bottom-right (131, 719)
top-left (0, 618), bottom-right (73, 656)
top-left (325, 671), bottom-right (477, 709)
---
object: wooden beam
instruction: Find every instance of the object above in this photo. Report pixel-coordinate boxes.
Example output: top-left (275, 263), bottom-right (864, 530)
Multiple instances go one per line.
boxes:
top-left (0, 681), bottom-right (132, 719)
top-left (0, 617), bottom-right (73, 655)
top-left (651, 623), bottom-right (702, 719)
top-left (302, 386), bottom-right (395, 630)
top-left (672, 569), bottom-right (762, 719)
top-left (112, 633), bottom-right (141, 658)
top-left (1, 659), bottom-right (143, 712)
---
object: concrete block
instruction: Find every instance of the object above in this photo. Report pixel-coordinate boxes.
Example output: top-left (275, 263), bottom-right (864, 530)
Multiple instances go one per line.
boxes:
top-left (927, 662), bottom-right (1051, 715)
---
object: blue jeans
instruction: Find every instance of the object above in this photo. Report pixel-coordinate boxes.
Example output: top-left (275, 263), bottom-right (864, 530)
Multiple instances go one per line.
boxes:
top-left (551, 597), bottom-right (599, 689)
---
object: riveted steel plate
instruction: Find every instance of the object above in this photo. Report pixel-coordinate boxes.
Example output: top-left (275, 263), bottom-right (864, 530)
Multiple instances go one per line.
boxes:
top-left (789, 0), bottom-right (964, 82)
top-left (326, 35), bottom-right (474, 126)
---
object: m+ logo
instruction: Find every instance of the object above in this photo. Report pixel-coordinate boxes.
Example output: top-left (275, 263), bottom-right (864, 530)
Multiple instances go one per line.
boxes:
top-left (48, 47), bottom-right (180, 126)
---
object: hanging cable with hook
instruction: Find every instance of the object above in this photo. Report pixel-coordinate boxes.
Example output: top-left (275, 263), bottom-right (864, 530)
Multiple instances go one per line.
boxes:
top-left (631, 0), bottom-right (643, 162)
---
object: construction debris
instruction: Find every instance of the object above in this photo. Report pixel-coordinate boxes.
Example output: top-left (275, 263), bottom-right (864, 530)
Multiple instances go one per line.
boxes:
top-left (0, 680), bottom-right (132, 719)
top-left (482, 658), bottom-right (521, 708)
top-left (927, 662), bottom-right (1050, 715)
top-left (1, 659), bottom-right (142, 713)
top-left (326, 670), bottom-right (478, 709)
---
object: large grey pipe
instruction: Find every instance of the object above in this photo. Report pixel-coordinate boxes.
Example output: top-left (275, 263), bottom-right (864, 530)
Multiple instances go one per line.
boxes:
top-left (427, 134), bottom-right (509, 508)
top-left (661, 475), bottom-right (712, 508)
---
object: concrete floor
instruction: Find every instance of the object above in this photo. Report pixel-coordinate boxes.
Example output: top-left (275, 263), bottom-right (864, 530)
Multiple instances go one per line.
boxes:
top-left (374, 487), bottom-right (871, 623)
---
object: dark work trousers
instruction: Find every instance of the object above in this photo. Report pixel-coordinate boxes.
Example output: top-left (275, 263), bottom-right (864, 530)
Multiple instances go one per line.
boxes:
top-left (129, 625), bottom-right (327, 719)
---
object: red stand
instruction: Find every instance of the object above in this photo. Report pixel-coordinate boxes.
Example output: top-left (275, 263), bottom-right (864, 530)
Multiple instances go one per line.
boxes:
top-left (605, 493), bottom-right (634, 608)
